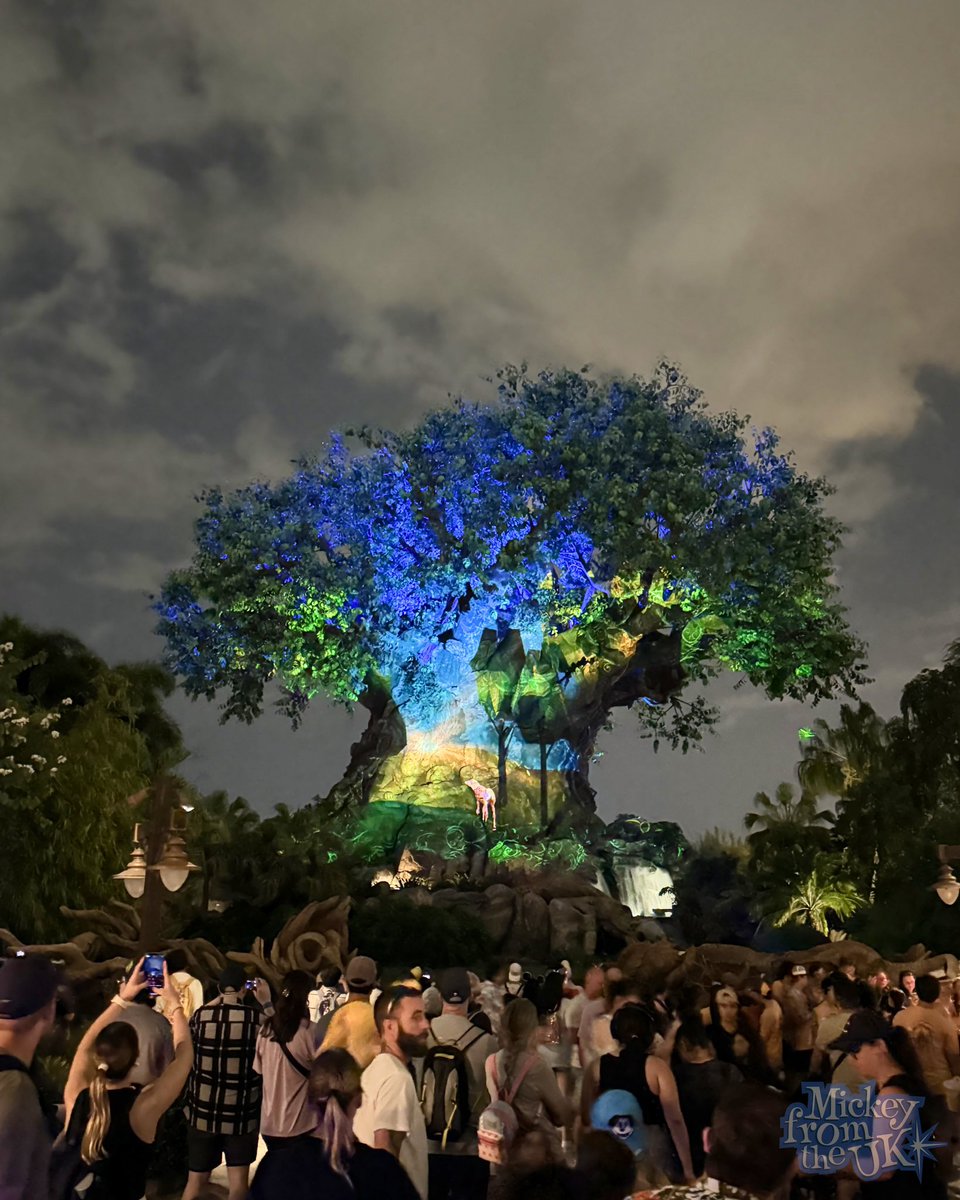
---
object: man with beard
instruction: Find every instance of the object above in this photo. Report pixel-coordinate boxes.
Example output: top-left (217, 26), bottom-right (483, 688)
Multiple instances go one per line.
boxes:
top-left (355, 986), bottom-right (430, 1200)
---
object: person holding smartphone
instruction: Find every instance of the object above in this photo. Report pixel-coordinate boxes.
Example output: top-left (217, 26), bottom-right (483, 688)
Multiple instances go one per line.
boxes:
top-left (109, 958), bottom-right (174, 1086)
top-left (61, 958), bottom-right (194, 1200)
top-left (182, 963), bottom-right (274, 1200)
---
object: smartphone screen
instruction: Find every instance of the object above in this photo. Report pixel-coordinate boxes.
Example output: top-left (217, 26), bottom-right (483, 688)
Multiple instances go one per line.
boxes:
top-left (143, 954), bottom-right (165, 990)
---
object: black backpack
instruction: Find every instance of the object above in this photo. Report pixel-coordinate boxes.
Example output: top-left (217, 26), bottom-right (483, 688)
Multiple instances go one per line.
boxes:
top-left (49, 1089), bottom-right (97, 1200)
top-left (421, 1022), bottom-right (487, 1147)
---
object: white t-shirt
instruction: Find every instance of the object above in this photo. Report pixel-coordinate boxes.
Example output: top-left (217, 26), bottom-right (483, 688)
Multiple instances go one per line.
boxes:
top-left (564, 991), bottom-right (588, 1069)
top-left (577, 997), bottom-right (608, 1069)
top-left (354, 1051), bottom-right (429, 1199)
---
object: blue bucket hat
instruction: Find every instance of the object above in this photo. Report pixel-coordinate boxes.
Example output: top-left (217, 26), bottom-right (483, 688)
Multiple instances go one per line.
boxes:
top-left (590, 1089), bottom-right (647, 1156)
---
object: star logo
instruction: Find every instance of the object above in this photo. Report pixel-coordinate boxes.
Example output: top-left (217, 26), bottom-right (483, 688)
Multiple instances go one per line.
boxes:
top-left (904, 1121), bottom-right (945, 1179)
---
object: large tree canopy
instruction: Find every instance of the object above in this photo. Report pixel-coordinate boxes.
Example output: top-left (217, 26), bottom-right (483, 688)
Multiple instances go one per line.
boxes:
top-left (157, 365), bottom-right (865, 826)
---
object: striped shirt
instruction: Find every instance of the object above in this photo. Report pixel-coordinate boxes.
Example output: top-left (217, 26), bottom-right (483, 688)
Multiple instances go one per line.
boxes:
top-left (186, 999), bottom-right (262, 1134)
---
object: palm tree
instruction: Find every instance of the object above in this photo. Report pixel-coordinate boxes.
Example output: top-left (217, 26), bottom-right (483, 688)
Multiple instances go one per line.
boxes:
top-left (744, 782), bottom-right (833, 841)
top-left (696, 827), bottom-right (750, 862)
top-left (767, 867), bottom-right (864, 936)
top-left (191, 791), bottom-right (260, 913)
top-left (797, 702), bottom-right (888, 797)
top-left (797, 703), bottom-right (890, 901)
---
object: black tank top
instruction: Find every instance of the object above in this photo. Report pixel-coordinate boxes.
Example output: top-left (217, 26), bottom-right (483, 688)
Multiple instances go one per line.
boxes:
top-left (598, 1050), bottom-right (665, 1127)
top-left (75, 1085), bottom-right (151, 1200)
top-left (858, 1075), bottom-right (947, 1200)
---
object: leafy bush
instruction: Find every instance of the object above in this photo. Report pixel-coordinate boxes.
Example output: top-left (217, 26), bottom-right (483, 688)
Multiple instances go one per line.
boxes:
top-left (350, 895), bottom-right (491, 971)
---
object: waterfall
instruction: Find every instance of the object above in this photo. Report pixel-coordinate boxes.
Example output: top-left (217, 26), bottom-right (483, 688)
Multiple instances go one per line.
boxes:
top-left (594, 869), bottom-right (612, 897)
top-left (613, 862), bottom-right (674, 918)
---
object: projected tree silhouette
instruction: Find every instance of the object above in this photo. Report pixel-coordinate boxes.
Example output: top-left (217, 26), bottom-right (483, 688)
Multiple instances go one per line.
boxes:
top-left (156, 365), bottom-right (865, 831)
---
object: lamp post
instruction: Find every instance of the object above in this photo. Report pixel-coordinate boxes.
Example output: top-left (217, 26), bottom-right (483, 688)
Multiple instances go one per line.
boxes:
top-left (931, 844), bottom-right (960, 906)
top-left (114, 775), bottom-right (199, 955)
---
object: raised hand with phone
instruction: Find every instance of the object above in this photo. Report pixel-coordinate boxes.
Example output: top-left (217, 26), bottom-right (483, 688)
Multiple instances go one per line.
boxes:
top-left (60, 957), bottom-right (195, 1198)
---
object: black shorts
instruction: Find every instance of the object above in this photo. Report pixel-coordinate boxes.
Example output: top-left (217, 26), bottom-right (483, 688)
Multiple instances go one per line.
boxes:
top-left (187, 1127), bottom-right (259, 1173)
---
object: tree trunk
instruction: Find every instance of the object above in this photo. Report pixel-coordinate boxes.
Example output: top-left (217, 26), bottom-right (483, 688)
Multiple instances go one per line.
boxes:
top-left (326, 673), bottom-right (407, 810)
top-left (497, 722), bottom-right (510, 811)
top-left (539, 721), bottom-right (549, 831)
top-left (324, 630), bottom-right (686, 832)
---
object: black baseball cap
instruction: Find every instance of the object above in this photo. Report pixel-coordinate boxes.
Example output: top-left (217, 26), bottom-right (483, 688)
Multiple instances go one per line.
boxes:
top-left (0, 955), bottom-right (62, 1020)
top-left (827, 1009), bottom-right (890, 1053)
top-left (438, 968), bottom-right (471, 1005)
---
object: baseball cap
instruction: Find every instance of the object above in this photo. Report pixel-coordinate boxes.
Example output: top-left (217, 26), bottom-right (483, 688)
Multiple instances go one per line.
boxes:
top-left (0, 955), bottom-right (62, 1020)
top-left (438, 968), bottom-right (471, 1005)
top-left (345, 956), bottom-right (378, 989)
top-left (827, 1009), bottom-right (890, 1053)
top-left (590, 1090), bottom-right (647, 1156)
top-left (791, 964), bottom-right (807, 976)
top-left (507, 962), bottom-right (523, 984)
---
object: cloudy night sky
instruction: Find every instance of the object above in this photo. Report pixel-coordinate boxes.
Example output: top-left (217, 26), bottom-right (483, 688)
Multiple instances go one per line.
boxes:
top-left (2, 1), bottom-right (959, 837)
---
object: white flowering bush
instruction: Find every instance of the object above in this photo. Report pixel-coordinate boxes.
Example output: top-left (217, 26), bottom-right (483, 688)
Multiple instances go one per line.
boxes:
top-left (0, 642), bottom-right (69, 804)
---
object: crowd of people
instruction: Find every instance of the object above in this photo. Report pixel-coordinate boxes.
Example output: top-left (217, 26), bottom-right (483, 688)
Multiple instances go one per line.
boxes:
top-left (1, 946), bottom-right (959, 1200)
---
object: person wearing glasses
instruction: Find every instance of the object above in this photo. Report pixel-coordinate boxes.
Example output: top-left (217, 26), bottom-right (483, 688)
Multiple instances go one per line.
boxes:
top-left (353, 986), bottom-right (430, 1200)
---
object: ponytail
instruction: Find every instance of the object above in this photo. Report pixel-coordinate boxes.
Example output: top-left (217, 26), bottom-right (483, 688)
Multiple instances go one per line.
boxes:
top-left (81, 1022), bottom-right (139, 1164)
top-left (308, 1048), bottom-right (362, 1177)
top-left (316, 1094), bottom-right (356, 1177)
top-left (81, 1066), bottom-right (111, 1164)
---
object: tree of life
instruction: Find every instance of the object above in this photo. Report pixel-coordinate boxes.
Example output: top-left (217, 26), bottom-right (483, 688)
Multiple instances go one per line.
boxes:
top-left (156, 365), bottom-right (865, 836)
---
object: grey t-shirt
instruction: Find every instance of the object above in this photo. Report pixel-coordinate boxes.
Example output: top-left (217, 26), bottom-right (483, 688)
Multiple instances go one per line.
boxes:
top-left (0, 1065), bottom-right (50, 1200)
top-left (115, 1003), bottom-right (174, 1085)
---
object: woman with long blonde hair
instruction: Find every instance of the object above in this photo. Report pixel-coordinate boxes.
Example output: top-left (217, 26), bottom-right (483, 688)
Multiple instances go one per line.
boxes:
top-left (250, 1047), bottom-right (419, 1198)
top-left (60, 958), bottom-right (193, 1200)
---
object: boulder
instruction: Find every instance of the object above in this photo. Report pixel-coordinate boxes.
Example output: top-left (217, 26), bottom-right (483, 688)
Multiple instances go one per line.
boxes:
top-left (590, 893), bottom-right (642, 942)
top-left (548, 898), bottom-right (597, 960)
top-left (477, 884), bottom-right (517, 950)
top-left (430, 890), bottom-right (488, 916)
top-left (534, 872), bottom-right (605, 902)
top-left (618, 939), bottom-right (683, 987)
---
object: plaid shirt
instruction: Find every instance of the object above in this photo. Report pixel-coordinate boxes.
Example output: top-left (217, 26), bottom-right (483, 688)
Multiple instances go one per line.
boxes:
top-left (186, 999), bottom-right (263, 1134)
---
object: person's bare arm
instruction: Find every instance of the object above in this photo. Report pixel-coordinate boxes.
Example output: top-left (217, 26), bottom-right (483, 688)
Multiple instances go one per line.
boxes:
top-left (650, 1057), bottom-right (695, 1182)
top-left (131, 964), bottom-right (194, 1142)
top-left (653, 1017), bottom-right (680, 1061)
top-left (537, 1061), bottom-right (574, 1127)
top-left (374, 1128), bottom-right (406, 1158)
top-left (65, 958), bottom-right (147, 1121)
top-left (942, 1017), bottom-right (960, 1076)
top-left (580, 1058), bottom-right (600, 1127)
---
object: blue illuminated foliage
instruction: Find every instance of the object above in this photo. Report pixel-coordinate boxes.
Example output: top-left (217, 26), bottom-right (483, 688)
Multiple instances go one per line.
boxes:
top-left (156, 364), bottom-right (865, 787)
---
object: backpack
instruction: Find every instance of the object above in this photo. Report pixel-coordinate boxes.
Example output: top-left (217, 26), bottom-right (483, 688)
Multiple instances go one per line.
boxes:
top-left (421, 1022), bottom-right (487, 1147)
top-left (49, 1090), bottom-right (96, 1200)
top-left (477, 1053), bottom-right (537, 1166)
top-left (0, 1056), bottom-right (88, 1199)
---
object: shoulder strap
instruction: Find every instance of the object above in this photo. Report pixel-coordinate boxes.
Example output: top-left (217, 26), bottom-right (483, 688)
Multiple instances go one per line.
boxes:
top-left (0, 1055), bottom-right (30, 1075)
top-left (504, 1054), bottom-right (537, 1105)
top-left (278, 1039), bottom-right (311, 1078)
top-left (455, 1025), bottom-right (487, 1053)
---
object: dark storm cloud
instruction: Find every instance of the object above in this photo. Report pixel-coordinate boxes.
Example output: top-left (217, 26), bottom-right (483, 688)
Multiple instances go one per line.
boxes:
top-left (2, 0), bottom-right (960, 829)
